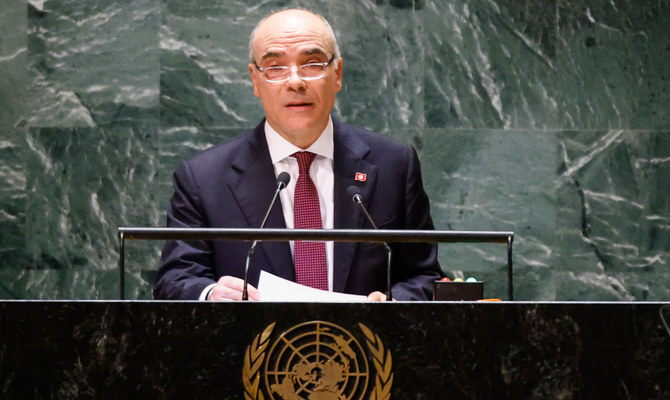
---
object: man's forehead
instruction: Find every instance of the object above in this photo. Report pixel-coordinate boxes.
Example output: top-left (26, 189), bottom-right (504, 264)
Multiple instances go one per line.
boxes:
top-left (261, 9), bottom-right (324, 31)
top-left (251, 10), bottom-right (334, 59)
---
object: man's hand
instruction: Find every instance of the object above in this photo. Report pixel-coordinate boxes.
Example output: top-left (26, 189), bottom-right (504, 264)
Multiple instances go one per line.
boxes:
top-left (367, 291), bottom-right (387, 302)
top-left (208, 276), bottom-right (260, 301)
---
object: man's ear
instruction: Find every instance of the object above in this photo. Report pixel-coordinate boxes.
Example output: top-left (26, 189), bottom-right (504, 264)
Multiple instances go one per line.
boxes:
top-left (335, 58), bottom-right (343, 93)
top-left (249, 63), bottom-right (260, 98)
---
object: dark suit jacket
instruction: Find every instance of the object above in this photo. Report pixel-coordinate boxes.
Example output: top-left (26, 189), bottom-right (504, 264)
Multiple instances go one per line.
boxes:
top-left (154, 118), bottom-right (443, 300)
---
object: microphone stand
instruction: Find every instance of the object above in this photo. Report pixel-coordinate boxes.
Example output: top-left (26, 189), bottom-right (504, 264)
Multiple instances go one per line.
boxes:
top-left (348, 186), bottom-right (393, 301)
top-left (242, 173), bottom-right (290, 300)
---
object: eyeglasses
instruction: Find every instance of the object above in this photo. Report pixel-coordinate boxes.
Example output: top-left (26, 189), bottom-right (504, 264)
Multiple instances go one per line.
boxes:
top-left (254, 55), bottom-right (336, 83)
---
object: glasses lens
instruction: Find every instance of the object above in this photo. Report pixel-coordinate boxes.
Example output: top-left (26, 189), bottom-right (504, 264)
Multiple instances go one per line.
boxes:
top-left (264, 66), bottom-right (288, 81)
top-left (259, 60), bottom-right (330, 83)
top-left (299, 63), bottom-right (326, 79)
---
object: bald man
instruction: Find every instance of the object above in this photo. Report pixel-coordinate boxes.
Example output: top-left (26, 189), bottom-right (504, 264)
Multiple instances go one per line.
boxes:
top-left (155, 9), bottom-right (443, 301)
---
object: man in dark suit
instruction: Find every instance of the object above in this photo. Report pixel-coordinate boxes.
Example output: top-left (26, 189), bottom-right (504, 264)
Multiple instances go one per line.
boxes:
top-left (154, 9), bottom-right (443, 301)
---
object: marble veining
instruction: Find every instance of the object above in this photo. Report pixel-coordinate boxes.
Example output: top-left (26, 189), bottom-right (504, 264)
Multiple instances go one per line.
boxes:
top-left (0, 0), bottom-right (668, 299)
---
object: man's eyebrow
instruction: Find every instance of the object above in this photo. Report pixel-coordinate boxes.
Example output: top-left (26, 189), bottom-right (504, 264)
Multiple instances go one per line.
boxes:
top-left (303, 48), bottom-right (328, 57)
top-left (259, 51), bottom-right (282, 61)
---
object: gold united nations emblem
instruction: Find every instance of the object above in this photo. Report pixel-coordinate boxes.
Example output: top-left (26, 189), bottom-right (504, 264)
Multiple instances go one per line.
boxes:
top-left (243, 321), bottom-right (393, 400)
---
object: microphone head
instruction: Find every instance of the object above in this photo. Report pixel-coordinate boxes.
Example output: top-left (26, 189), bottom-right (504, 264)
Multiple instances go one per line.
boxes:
top-left (276, 172), bottom-right (291, 189)
top-left (346, 185), bottom-right (362, 203)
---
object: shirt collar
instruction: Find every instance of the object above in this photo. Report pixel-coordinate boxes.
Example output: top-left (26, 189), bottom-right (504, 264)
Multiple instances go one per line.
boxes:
top-left (264, 117), bottom-right (334, 164)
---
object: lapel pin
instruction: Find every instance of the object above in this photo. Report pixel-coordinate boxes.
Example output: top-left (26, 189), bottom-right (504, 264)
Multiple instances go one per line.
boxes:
top-left (355, 172), bottom-right (367, 182)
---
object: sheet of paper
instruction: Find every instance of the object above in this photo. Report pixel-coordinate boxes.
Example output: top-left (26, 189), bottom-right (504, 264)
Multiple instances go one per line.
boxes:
top-left (258, 270), bottom-right (368, 302)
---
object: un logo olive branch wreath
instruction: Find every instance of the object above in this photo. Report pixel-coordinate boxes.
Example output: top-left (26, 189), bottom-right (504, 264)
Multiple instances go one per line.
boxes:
top-left (243, 322), bottom-right (275, 400)
top-left (243, 322), bottom-right (393, 400)
top-left (358, 323), bottom-right (393, 400)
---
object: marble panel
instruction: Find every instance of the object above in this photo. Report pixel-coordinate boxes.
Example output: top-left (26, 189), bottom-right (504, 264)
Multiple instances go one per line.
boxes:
top-left (556, 130), bottom-right (670, 300)
top-left (421, 128), bottom-right (670, 300)
top-left (421, 0), bottom-right (670, 130)
top-left (26, 0), bottom-right (160, 128)
top-left (555, 0), bottom-right (670, 130)
top-left (0, 1), bottom-right (29, 128)
top-left (422, 0), bottom-right (561, 129)
top-left (0, 129), bottom-right (28, 299)
top-left (327, 2), bottom-right (425, 133)
top-left (0, 3), bottom-right (30, 274)
top-left (21, 127), bottom-right (160, 299)
top-left (422, 129), bottom-right (557, 299)
top-left (160, 0), bottom-right (271, 128)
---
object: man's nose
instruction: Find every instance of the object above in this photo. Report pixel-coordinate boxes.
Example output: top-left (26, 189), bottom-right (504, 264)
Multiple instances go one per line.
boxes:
top-left (286, 66), bottom-right (306, 89)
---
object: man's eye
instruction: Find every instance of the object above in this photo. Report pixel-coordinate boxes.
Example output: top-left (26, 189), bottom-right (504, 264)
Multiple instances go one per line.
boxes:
top-left (302, 63), bottom-right (322, 70)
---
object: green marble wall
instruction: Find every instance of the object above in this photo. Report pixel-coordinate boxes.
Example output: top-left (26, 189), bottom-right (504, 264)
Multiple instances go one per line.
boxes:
top-left (1, 0), bottom-right (668, 300)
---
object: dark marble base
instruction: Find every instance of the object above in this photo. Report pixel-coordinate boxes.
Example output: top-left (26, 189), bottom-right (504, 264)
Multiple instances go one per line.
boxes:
top-left (1, 301), bottom-right (669, 399)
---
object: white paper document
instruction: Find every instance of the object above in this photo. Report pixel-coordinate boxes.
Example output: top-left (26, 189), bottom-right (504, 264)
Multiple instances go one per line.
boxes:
top-left (258, 270), bottom-right (368, 302)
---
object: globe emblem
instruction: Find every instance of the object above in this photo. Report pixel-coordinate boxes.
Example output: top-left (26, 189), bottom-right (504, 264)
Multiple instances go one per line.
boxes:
top-left (264, 321), bottom-right (370, 400)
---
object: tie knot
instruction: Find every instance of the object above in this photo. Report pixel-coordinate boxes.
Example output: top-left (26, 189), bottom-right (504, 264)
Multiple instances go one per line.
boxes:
top-left (292, 151), bottom-right (317, 174)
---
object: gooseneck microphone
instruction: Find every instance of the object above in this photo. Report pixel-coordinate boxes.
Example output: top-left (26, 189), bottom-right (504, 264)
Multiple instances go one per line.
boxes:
top-left (242, 172), bottom-right (291, 300)
top-left (346, 185), bottom-right (393, 301)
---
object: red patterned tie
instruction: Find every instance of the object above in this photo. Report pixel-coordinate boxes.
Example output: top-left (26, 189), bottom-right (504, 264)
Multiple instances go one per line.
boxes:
top-left (292, 151), bottom-right (328, 290)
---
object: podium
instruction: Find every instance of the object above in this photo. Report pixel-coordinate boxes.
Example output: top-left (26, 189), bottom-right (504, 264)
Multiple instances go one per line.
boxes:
top-left (1, 301), bottom-right (669, 398)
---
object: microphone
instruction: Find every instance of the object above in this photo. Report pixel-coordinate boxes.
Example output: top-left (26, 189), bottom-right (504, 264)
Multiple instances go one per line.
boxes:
top-left (346, 185), bottom-right (393, 301)
top-left (242, 172), bottom-right (291, 300)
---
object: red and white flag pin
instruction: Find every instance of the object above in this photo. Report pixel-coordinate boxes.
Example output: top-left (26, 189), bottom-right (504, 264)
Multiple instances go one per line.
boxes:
top-left (355, 172), bottom-right (367, 182)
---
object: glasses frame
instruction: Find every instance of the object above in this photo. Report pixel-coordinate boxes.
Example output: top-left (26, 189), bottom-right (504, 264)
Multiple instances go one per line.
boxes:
top-left (254, 55), bottom-right (336, 84)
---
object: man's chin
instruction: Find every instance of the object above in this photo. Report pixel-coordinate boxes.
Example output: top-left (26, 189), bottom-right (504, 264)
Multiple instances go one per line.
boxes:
top-left (281, 116), bottom-right (321, 132)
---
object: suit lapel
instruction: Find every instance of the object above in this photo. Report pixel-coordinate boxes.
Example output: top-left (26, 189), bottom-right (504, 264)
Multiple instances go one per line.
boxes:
top-left (228, 122), bottom-right (294, 281)
top-left (332, 120), bottom-right (378, 292)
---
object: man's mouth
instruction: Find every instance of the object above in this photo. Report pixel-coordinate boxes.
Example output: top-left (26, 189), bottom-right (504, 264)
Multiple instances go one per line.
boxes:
top-left (286, 102), bottom-right (313, 108)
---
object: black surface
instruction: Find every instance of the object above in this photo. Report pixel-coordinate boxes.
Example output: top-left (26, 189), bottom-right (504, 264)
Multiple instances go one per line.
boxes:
top-left (1, 302), bottom-right (669, 399)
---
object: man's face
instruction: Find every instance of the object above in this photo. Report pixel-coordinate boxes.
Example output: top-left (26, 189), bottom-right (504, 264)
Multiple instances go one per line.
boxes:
top-left (249, 11), bottom-right (342, 148)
